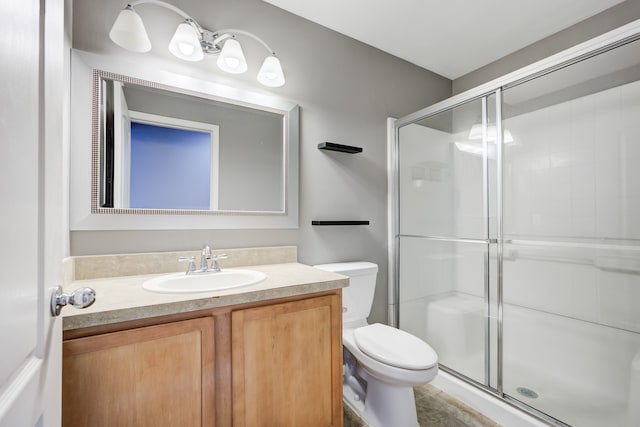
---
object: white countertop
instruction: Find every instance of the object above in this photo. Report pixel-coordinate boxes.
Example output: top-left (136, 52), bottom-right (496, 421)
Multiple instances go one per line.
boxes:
top-left (62, 262), bottom-right (348, 331)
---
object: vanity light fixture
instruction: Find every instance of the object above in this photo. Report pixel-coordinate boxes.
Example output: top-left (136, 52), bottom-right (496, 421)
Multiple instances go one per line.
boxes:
top-left (109, 0), bottom-right (286, 87)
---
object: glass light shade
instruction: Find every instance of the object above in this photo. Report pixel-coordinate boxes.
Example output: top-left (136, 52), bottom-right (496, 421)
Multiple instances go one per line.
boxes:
top-left (257, 56), bottom-right (285, 87)
top-left (455, 141), bottom-right (484, 156)
top-left (168, 22), bottom-right (204, 61)
top-left (217, 39), bottom-right (248, 74)
top-left (109, 6), bottom-right (152, 53)
top-left (468, 123), bottom-right (514, 143)
top-left (468, 123), bottom-right (483, 140)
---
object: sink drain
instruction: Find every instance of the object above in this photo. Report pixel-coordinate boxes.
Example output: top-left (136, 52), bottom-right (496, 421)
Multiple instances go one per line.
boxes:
top-left (516, 386), bottom-right (539, 399)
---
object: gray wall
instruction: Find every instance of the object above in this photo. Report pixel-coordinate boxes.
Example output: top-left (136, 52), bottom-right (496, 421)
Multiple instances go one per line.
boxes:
top-left (453, 0), bottom-right (640, 95)
top-left (69, 0), bottom-right (451, 323)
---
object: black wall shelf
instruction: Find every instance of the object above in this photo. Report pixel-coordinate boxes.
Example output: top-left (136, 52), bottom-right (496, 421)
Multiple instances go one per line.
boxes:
top-left (317, 142), bottom-right (363, 154)
top-left (312, 220), bottom-right (370, 226)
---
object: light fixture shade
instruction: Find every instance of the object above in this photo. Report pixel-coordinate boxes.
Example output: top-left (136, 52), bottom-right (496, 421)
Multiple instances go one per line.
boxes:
top-left (109, 6), bottom-right (152, 53)
top-left (468, 123), bottom-right (514, 143)
top-left (257, 55), bottom-right (285, 87)
top-left (168, 22), bottom-right (204, 61)
top-left (468, 123), bottom-right (483, 140)
top-left (217, 39), bottom-right (248, 74)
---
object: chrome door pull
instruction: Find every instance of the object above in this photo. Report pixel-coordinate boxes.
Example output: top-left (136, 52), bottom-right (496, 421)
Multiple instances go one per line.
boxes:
top-left (50, 285), bottom-right (96, 317)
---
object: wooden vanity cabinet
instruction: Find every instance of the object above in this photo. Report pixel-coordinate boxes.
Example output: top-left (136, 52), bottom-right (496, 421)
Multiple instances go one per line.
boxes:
top-left (62, 291), bottom-right (343, 427)
top-left (62, 317), bottom-right (215, 427)
top-left (231, 293), bottom-right (342, 427)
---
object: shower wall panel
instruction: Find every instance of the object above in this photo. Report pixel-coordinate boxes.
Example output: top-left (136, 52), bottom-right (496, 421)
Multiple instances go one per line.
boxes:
top-left (398, 124), bottom-right (455, 238)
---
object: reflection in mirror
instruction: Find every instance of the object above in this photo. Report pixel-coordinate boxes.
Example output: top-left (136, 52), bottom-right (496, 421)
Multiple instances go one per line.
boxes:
top-left (97, 72), bottom-right (286, 213)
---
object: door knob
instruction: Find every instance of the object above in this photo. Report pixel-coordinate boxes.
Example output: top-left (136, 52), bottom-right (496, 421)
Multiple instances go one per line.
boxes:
top-left (50, 285), bottom-right (96, 317)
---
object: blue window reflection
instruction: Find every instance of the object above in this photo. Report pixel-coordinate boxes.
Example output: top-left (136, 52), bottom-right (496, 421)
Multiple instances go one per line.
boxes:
top-left (130, 122), bottom-right (211, 209)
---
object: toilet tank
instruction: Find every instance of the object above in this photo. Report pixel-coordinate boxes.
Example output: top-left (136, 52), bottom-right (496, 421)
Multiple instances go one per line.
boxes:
top-left (314, 262), bottom-right (378, 327)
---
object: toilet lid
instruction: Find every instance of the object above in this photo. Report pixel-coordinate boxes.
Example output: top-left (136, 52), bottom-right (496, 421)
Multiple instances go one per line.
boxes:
top-left (353, 323), bottom-right (438, 370)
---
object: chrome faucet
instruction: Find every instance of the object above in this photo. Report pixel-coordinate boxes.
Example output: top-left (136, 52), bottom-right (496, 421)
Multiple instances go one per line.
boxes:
top-left (201, 244), bottom-right (212, 270)
top-left (178, 244), bottom-right (228, 275)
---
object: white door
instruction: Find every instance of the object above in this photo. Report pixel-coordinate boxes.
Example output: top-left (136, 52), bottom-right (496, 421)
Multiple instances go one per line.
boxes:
top-left (0, 0), bottom-right (65, 426)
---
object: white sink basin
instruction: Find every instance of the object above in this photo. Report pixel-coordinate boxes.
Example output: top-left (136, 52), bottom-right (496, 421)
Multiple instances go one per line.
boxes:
top-left (142, 269), bottom-right (267, 294)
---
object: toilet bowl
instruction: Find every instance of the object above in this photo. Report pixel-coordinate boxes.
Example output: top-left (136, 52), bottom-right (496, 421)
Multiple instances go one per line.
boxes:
top-left (314, 262), bottom-right (438, 427)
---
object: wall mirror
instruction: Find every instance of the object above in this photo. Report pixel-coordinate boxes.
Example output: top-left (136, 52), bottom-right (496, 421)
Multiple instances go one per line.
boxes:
top-left (70, 50), bottom-right (299, 230)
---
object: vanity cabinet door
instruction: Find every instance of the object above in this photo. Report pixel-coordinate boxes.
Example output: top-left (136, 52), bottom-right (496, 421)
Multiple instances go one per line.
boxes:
top-left (62, 317), bottom-right (215, 427)
top-left (231, 293), bottom-right (343, 427)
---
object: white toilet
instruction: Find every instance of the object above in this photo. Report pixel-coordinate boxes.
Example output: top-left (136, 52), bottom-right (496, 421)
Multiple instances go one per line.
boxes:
top-left (314, 262), bottom-right (438, 427)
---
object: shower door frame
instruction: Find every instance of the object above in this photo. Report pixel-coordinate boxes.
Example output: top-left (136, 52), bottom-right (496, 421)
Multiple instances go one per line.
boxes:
top-left (389, 18), bottom-right (640, 426)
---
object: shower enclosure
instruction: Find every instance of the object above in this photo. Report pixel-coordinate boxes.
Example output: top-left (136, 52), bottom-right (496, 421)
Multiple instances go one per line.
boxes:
top-left (390, 20), bottom-right (640, 426)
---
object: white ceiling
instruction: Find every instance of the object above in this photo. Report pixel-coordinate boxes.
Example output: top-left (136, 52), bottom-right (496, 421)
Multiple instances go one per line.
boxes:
top-left (263, 0), bottom-right (627, 80)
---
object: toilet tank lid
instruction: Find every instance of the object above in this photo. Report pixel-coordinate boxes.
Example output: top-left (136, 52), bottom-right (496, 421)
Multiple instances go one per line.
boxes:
top-left (314, 261), bottom-right (378, 277)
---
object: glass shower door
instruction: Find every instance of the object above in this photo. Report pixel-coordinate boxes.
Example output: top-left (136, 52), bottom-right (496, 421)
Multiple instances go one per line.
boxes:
top-left (500, 37), bottom-right (640, 426)
top-left (395, 21), bottom-right (640, 427)
top-left (397, 97), bottom-right (497, 387)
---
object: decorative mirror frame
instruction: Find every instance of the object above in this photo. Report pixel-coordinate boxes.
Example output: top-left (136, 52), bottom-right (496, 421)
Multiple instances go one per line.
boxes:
top-left (70, 50), bottom-right (299, 230)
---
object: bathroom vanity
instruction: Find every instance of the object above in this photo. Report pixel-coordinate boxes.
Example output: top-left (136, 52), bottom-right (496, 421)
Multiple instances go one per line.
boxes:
top-left (61, 247), bottom-right (346, 427)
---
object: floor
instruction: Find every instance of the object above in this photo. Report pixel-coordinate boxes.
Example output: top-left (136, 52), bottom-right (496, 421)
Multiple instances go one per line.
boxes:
top-left (343, 383), bottom-right (502, 427)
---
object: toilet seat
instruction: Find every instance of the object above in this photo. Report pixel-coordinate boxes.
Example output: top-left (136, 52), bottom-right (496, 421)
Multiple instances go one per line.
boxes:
top-left (354, 323), bottom-right (437, 370)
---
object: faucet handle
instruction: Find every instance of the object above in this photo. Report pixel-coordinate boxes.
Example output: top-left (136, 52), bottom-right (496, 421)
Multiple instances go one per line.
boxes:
top-left (210, 253), bottom-right (228, 272)
top-left (178, 256), bottom-right (197, 274)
